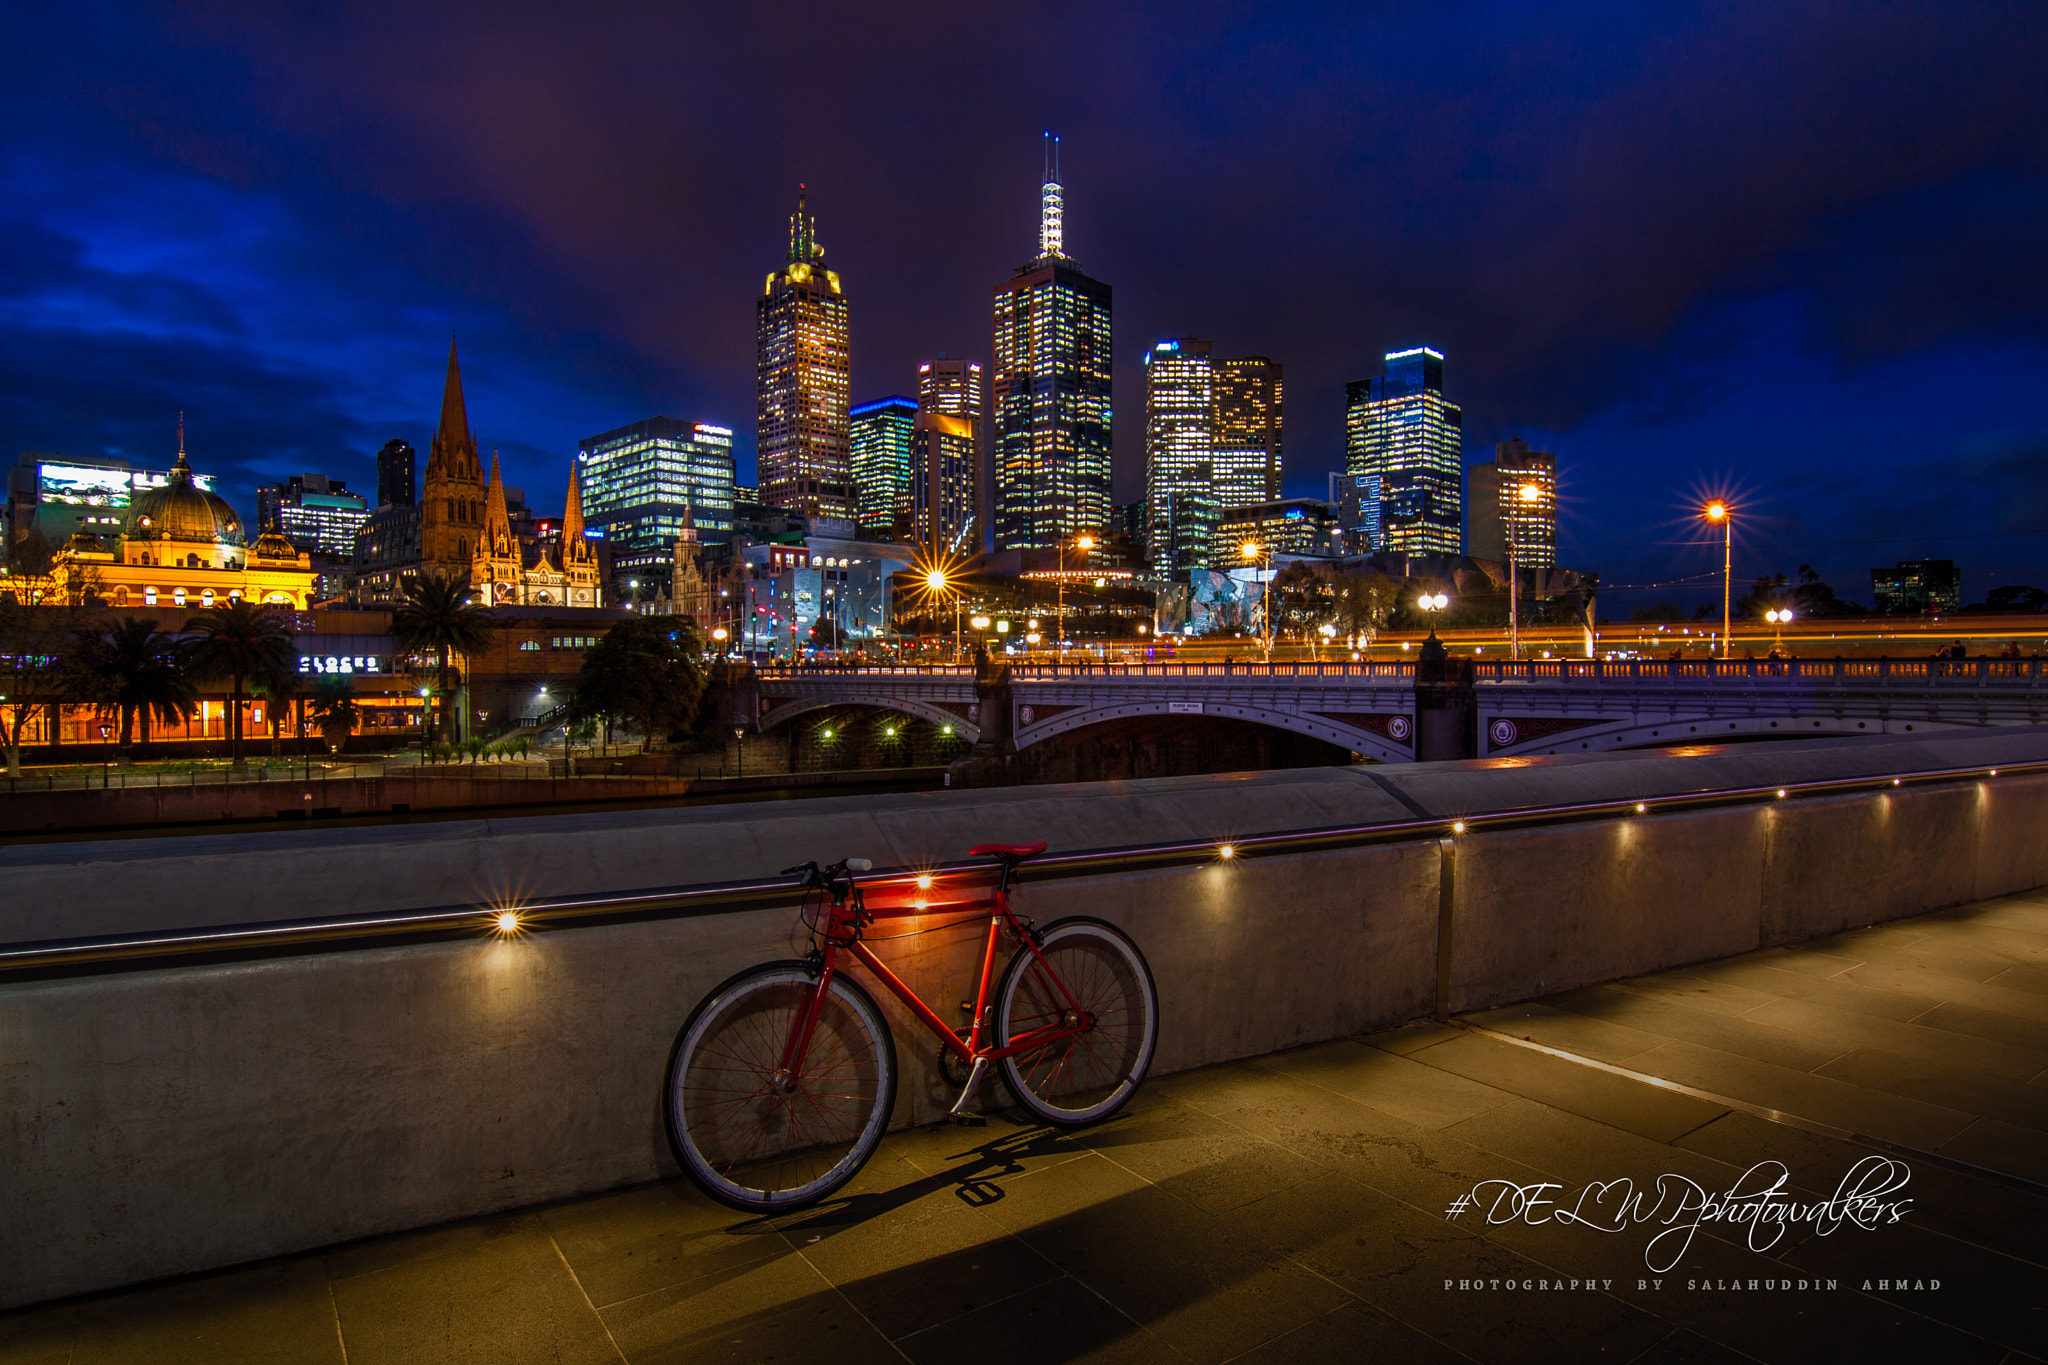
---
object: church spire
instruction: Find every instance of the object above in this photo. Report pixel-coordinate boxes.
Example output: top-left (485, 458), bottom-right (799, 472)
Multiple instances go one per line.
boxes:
top-left (430, 338), bottom-right (480, 480)
top-left (559, 461), bottom-right (591, 564)
top-left (482, 451), bottom-right (514, 555)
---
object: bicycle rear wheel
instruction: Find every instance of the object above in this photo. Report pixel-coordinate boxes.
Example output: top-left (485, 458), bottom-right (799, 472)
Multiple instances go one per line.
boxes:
top-left (995, 918), bottom-right (1158, 1126)
top-left (665, 962), bottom-right (897, 1212)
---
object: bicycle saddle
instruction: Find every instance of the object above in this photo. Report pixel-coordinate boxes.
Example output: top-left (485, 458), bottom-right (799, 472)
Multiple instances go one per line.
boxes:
top-left (970, 841), bottom-right (1047, 859)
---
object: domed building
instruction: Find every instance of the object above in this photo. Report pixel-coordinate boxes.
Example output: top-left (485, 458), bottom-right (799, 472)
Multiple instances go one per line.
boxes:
top-left (50, 424), bottom-right (316, 611)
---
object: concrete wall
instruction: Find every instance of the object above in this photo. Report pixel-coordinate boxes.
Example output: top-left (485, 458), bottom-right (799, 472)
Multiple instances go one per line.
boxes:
top-left (4, 729), bottom-right (2047, 1309)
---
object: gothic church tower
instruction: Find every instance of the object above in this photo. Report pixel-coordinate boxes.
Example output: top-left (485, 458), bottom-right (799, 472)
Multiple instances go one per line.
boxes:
top-left (421, 340), bottom-right (487, 585)
top-left (472, 452), bottom-right (523, 604)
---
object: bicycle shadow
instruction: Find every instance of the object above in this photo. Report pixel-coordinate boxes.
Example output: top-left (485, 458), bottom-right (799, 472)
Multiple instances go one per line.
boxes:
top-left (760, 1109), bottom-right (1133, 1237)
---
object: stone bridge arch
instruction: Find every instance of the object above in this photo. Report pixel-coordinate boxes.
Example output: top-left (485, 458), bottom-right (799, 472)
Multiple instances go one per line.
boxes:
top-left (756, 693), bottom-right (981, 743)
top-left (1015, 699), bottom-right (1414, 765)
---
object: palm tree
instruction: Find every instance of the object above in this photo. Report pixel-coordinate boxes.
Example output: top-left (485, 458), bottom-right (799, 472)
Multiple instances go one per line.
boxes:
top-left (179, 600), bottom-right (298, 769)
top-left (391, 573), bottom-right (494, 744)
top-left (92, 616), bottom-right (198, 755)
top-left (310, 677), bottom-right (361, 754)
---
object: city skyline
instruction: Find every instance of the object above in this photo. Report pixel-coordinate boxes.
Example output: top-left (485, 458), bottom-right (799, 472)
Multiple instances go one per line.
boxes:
top-left (4, 5), bottom-right (2046, 604)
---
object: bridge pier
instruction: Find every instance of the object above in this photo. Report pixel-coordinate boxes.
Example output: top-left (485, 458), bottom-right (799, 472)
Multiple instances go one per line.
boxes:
top-left (945, 651), bottom-right (1018, 788)
top-left (1415, 634), bottom-right (1478, 761)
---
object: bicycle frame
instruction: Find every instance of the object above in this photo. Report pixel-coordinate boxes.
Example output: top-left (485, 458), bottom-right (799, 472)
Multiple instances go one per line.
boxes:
top-left (776, 875), bottom-right (1095, 1084)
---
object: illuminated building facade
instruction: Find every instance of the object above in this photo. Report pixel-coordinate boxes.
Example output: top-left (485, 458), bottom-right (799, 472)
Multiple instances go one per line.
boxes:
top-left (1143, 339), bottom-right (1217, 574)
top-left (992, 133), bottom-right (1112, 550)
top-left (849, 396), bottom-right (916, 539)
top-left (757, 187), bottom-right (853, 523)
top-left (1218, 498), bottom-right (1339, 559)
top-left (257, 473), bottom-right (370, 558)
top-left (913, 411), bottom-right (977, 558)
top-left (1345, 347), bottom-right (1464, 557)
top-left (1464, 436), bottom-right (1557, 568)
top-left (1212, 355), bottom-right (1283, 511)
top-left (45, 422), bottom-right (315, 611)
top-left (578, 417), bottom-right (737, 551)
top-left (1141, 342), bottom-right (1283, 574)
top-left (1873, 559), bottom-right (1962, 615)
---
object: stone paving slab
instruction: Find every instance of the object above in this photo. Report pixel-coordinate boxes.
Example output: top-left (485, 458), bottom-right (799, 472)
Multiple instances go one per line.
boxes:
top-left (3, 894), bottom-right (2043, 1364)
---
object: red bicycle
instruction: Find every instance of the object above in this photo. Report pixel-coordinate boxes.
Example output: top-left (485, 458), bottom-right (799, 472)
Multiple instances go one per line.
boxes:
top-left (663, 842), bottom-right (1159, 1212)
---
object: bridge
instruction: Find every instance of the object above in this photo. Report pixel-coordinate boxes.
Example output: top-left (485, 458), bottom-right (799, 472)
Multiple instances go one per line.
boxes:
top-left (751, 656), bottom-right (2048, 762)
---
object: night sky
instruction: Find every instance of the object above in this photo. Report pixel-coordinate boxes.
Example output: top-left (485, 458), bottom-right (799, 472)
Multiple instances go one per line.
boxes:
top-left (7, 2), bottom-right (2047, 608)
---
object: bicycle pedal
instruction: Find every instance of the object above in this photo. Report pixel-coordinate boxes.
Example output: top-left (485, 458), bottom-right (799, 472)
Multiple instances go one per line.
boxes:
top-left (950, 1113), bottom-right (987, 1127)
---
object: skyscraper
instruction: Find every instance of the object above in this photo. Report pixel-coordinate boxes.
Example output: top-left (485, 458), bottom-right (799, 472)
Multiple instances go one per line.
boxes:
top-left (1465, 436), bottom-right (1557, 568)
top-left (577, 418), bottom-right (738, 552)
top-left (1142, 339), bottom-right (1217, 575)
top-left (913, 412), bottom-right (977, 558)
top-left (757, 186), bottom-right (853, 525)
top-left (849, 397), bottom-right (917, 540)
top-left (260, 473), bottom-right (370, 558)
top-left (1344, 347), bottom-right (1463, 557)
top-left (992, 133), bottom-right (1112, 550)
top-left (377, 439), bottom-right (416, 509)
top-left (1214, 356), bottom-right (1283, 512)
top-left (918, 356), bottom-right (983, 421)
top-left (1141, 341), bottom-right (1284, 574)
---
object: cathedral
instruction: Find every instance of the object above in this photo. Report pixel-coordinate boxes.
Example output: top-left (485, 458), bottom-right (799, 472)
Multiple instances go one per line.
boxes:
top-left (355, 342), bottom-right (602, 608)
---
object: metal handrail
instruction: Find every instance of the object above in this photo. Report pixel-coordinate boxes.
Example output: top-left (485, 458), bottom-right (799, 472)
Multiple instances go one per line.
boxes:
top-left (5, 756), bottom-right (2041, 982)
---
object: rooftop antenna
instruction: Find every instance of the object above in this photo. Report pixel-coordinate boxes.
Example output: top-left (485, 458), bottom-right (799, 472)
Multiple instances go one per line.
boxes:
top-left (789, 183), bottom-right (820, 263)
top-left (1039, 131), bottom-right (1064, 259)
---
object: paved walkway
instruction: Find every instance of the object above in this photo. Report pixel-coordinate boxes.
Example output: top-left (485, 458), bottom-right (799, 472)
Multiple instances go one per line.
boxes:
top-left (4, 892), bottom-right (2043, 1364)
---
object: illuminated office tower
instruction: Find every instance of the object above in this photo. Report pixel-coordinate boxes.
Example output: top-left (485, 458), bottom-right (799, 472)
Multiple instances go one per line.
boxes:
top-left (757, 186), bottom-right (853, 524)
top-left (1344, 347), bottom-right (1463, 557)
top-left (1464, 436), bottom-right (1556, 567)
top-left (1212, 355), bottom-right (1283, 511)
top-left (1142, 339), bottom-right (1217, 574)
top-left (992, 132), bottom-right (1112, 550)
top-left (918, 355), bottom-right (984, 421)
top-left (577, 418), bottom-right (738, 552)
top-left (260, 473), bottom-right (370, 557)
top-left (913, 412), bottom-right (977, 558)
top-left (849, 396), bottom-right (916, 539)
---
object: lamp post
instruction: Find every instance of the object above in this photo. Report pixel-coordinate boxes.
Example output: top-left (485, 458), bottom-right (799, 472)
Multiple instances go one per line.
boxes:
top-left (922, 566), bottom-right (960, 665)
top-left (1240, 540), bottom-right (1273, 660)
top-left (734, 726), bottom-right (745, 778)
top-left (970, 614), bottom-right (992, 661)
top-left (1058, 534), bottom-right (1094, 666)
top-left (98, 721), bottom-right (110, 787)
top-left (1703, 501), bottom-right (1732, 660)
top-left (1508, 482), bottom-right (1541, 660)
top-left (1417, 591), bottom-right (1450, 641)
top-left (1766, 606), bottom-right (1794, 652)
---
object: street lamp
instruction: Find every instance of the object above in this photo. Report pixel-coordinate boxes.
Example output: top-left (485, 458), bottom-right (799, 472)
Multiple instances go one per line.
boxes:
top-left (1508, 483), bottom-right (1541, 660)
top-left (1417, 592), bottom-right (1450, 642)
top-left (1240, 540), bottom-right (1273, 659)
top-left (1316, 621), bottom-right (1336, 661)
top-left (1703, 501), bottom-right (1732, 660)
top-left (98, 721), bottom-right (111, 786)
top-left (1058, 534), bottom-right (1094, 666)
top-left (1766, 606), bottom-right (1794, 651)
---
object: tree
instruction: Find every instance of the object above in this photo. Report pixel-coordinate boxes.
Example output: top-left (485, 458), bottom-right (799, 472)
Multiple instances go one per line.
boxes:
top-left (391, 574), bottom-right (494, 743)
top-left (1980, 585), bottom-right (2048, 613)
top-left (1735, 565), bottom-right (1863, 620)
top-left (1331, 570), bottom-right (1403, 646)
top-left (309, 676), bottom-right (360, 753)
top-left (569, 616), bottom-right (708, 745)
top-left (87, 616), bottom-right (197, 755)
top-left (0, 597), bottom-right (101, 777)
top-left (179, 600), bottom-right (298, 769)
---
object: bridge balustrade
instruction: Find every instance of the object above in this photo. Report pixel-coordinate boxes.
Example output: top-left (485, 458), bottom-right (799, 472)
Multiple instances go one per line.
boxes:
top-left (756, 657), bottom-right (2043, 688)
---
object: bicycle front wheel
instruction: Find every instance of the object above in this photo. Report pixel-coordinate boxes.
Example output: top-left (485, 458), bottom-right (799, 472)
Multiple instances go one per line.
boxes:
top-left (995, 917), bottom-right (1159, 1126)
top-left (664, 962), bottom-right (897, 1212)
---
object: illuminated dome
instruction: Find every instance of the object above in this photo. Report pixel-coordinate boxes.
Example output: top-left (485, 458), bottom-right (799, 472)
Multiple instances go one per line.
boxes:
top-left (128, 449), bottom-right (243, 545)
top-left (251, 527), bottom-right (300, 561)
